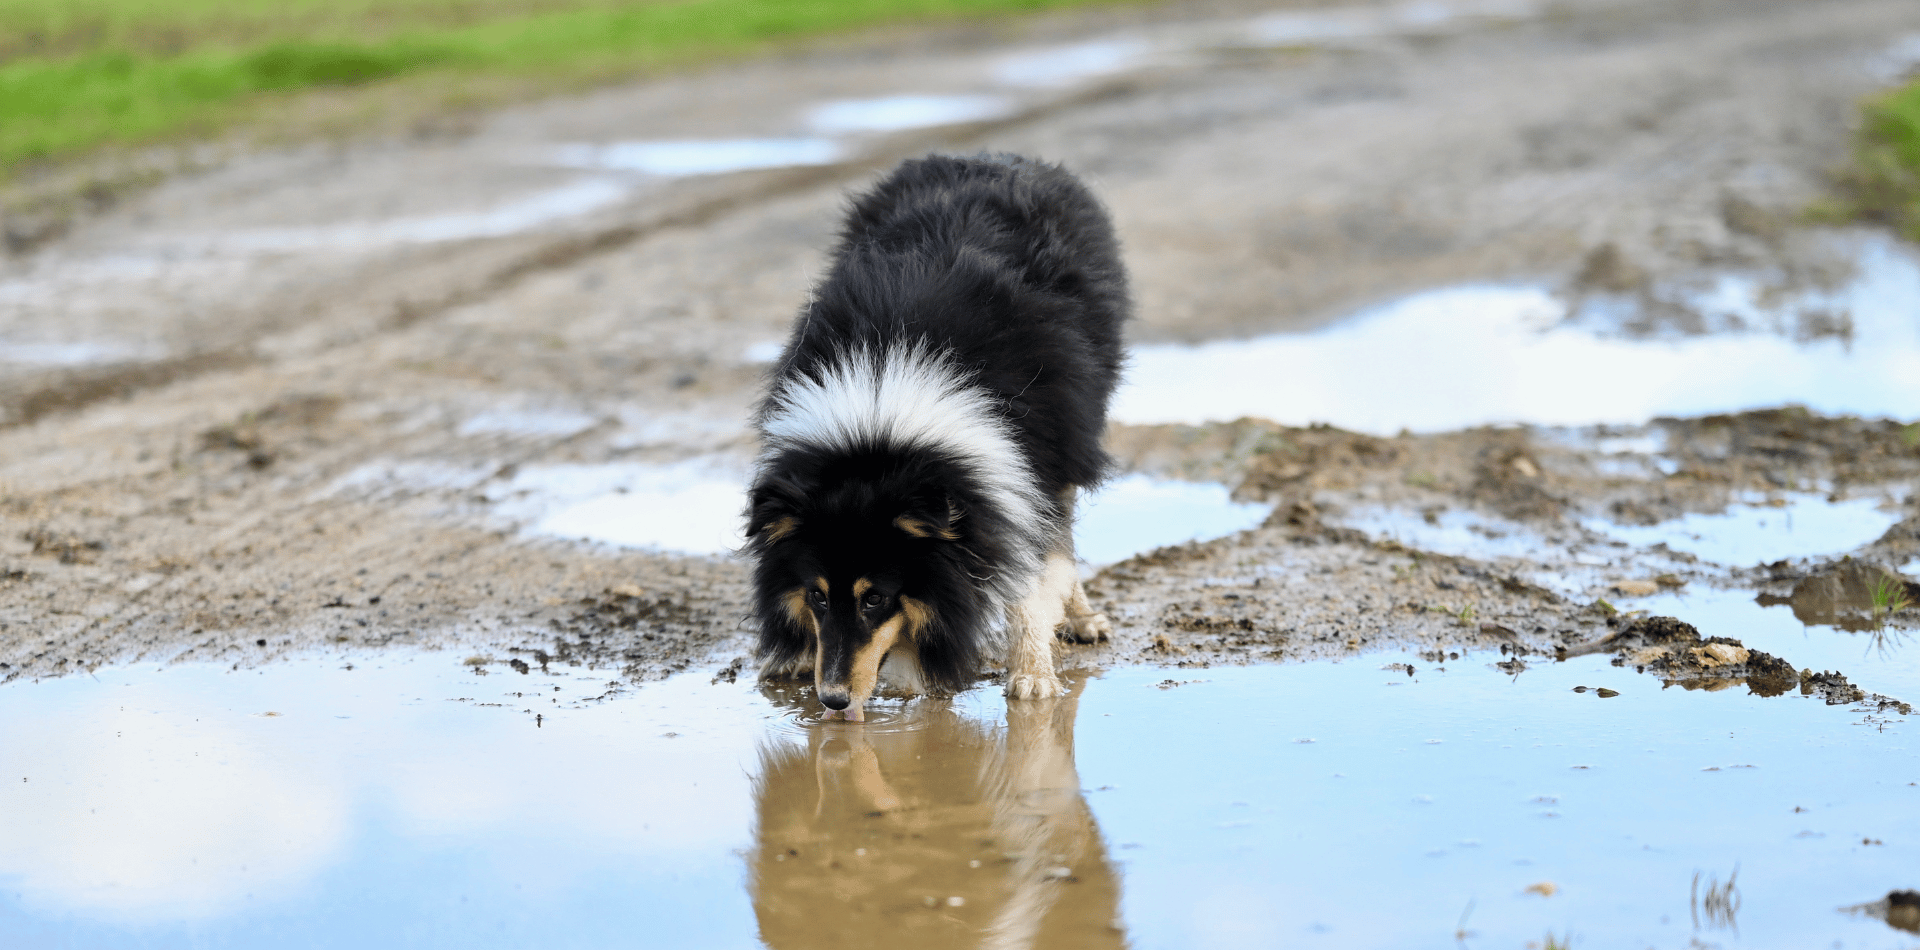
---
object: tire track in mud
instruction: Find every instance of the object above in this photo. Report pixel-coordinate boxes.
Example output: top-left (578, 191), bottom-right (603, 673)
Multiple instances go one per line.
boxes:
top-left (0, 81), bottom-right (1141, 433)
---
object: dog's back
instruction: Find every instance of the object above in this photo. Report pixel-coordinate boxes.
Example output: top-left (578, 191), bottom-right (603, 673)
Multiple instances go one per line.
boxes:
top-left (772, 153), bottom-right (1128, 500)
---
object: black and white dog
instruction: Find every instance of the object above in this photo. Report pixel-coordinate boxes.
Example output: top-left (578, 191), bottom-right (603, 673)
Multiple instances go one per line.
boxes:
top-left (744, 154), bottom-right (1128, 719)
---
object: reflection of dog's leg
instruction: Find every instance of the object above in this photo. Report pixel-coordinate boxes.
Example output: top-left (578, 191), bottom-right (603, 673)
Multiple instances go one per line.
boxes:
top-left (1005, 550), bottom-right (1073, 700)
top-left (983, 679), bottom-right (1108, 950)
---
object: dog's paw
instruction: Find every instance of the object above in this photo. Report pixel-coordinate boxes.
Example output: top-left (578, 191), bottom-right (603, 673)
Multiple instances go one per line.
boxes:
top-left (1005, 672), bottom-right (1066, 700)
top-left (1060, 611), bottom-right (1112, 644)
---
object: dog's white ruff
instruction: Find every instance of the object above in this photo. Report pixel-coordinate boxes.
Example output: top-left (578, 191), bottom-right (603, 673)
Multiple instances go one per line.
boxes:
top-left (758, 342), bottom-right (1048, 608)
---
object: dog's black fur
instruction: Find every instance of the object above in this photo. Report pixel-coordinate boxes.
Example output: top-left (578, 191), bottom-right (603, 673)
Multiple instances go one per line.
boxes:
top-left (745, 154), bottom-right (1127, 713)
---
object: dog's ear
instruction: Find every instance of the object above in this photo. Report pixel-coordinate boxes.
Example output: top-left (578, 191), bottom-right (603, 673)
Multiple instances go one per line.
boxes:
top-left (746, 479), bottom-right (804, 544)
top-left (894, 491), bottom-right (963, 540)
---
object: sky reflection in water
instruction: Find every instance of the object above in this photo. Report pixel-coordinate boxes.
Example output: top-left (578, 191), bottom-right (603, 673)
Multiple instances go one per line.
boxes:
top-left (1115, 235), bottom-right (1920, 433)
top-left (0, 654), bottom-right (1911, 948)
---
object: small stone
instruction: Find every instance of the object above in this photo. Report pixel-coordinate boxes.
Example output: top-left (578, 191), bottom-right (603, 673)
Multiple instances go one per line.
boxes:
top-left (1610, 579), bottom-right (1660, 597)
top-left (946, 896), bottom-right (966, 907)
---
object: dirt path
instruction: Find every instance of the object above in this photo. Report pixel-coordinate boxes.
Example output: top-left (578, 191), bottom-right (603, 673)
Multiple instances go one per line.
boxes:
top-left (3, 0), bottom-right (1918, 691)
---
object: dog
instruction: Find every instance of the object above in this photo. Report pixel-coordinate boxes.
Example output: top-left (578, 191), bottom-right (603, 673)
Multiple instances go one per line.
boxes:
top-left (744, 153), bottom-right (1127, 719)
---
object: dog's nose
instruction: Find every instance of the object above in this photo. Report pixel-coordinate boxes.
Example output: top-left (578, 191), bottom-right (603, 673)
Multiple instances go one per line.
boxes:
top-left (818, 687), bottom-right (851, 710)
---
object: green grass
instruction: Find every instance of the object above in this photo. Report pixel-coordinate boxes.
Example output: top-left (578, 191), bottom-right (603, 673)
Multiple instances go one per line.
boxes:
top-left (1833, 77), bottom-right (1920, 240)
top-left (0, 0), bottom-right (1133, 176)
top-left (1871, 572), bottom-right (1914, 629)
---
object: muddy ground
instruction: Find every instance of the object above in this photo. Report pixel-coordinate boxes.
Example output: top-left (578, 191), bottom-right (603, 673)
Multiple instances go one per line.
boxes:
top-left (2, 0), bottom-right (1918, 707)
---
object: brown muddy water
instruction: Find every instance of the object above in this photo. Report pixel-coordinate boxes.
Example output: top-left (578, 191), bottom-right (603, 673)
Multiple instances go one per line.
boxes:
top-left (1, 643), bottom-right (1913, 949)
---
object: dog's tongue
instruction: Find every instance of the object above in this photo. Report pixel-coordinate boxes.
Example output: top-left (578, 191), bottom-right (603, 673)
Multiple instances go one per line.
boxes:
top-left (838, 706), bottom-right (865, 723)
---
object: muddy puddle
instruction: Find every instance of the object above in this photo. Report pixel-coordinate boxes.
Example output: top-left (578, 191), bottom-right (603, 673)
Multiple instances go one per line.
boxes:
top-left (806, 95), bottom-right (1017, 133)
top-left (1588, 494), bottom-right (1901, 568)
top-left (551, 139), bottom-right (844, 177)
top-left (1114, 235), bottom-right (1920, 433)
top-left (1343, 492), bottom-right (1904, 577)
top-left (2, 648), bottom-right (1911, 948)
top-left (507, 467), bottom-right (1267, 565)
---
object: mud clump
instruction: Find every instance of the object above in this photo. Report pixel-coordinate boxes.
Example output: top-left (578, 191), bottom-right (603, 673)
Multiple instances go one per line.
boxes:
top-left (1574, 615), bottom-right (1803, 696)
top-left (1572, 242), bottom-right (1650, 294)
top-left (1656, 408), bottom-right (1920, 490)
top-left (1234, 425), bottom-right (1404, 498)
top-left (1742, 651), bottom-right (1799, 698)
top-left (1799, 669), bottom-right (1866, 706)
top-left (1470, 439), bottom-right (1564, 522)
top-left (1891, 891), bottom-right (1920, 934)
top-left (1847, 889), bottom-right (1920, 935)
top-left (23, 527), bottom-right (104, 565)
top-left (198, 394), bottom-right (344, 471)
top-left (1755, 559), bottom-right (1920, 632)
top-left (1616, 615), bottom-right (1701, 645)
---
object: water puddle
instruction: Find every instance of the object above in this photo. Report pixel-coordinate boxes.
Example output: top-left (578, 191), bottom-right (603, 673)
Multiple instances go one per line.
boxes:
top-left (455, 408), bottom-right (601, 439)
top-left (1872, 33), bottom-right (1920, 82)
top-left (805, 95), bottom-right (1016, 133)
top-left (328, 459), bottom-right (497, 502)
top-left (1245, 0), bottom-right (1537, 46)
top-left (991, 39), bottom-right (1155, 88)
top-left (1, 652), bottom-right (1910, 948)
top-left (491, 459), bottom-right (751, 556)
top-left (1339, 505), bottom-right (1570, 565)
top-left (190, 179), bottom-right (635, 254)
top-left (1586, 494), bottom-right (1902, 568)
top-left (1073, 475), bottom-right (1271, 565)
top-left (552, 139), bottom-right (843, 176)
top-left (986, 0), bottom-right (1541, 90)
top-left (1337, 490), bottom-right (1900, 581)
top-left (502, 465), bottom-right (1269, 563)
top-left (0, 339), bottom-right (158, 366)
top-left (1114, 236), bottom-right (1920, 433)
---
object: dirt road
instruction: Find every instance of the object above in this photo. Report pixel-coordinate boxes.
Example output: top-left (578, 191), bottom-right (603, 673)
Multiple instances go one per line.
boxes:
top-left (2, 0), bottom-right (1918, 692)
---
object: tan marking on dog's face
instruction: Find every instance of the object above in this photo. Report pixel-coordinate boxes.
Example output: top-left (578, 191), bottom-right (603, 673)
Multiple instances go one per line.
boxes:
top-left (841, 614), bottom-right (905, 720)
top-left (898, 595), bottom-right (933, 642)
top-left (760, 516), bottom-right (800, 542)
top-left (852, 577), bottom-right (871, 600)
top-left (894, 515), bottom-right (959, 540)
top-left (781, 588), bottom-right (818, 637)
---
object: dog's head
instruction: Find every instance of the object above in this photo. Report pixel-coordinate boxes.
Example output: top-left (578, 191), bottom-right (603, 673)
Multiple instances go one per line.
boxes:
top-left (746, 466), bottom-right (991, 719)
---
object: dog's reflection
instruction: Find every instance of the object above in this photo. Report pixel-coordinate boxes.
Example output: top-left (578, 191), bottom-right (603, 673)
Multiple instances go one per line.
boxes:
top-left (750, 675), bottom-right (1125, 949)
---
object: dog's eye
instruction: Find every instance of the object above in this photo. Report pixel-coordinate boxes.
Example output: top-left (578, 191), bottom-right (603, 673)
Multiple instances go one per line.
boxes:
top-left (808, 590), bottom-right (827, 610)
top-left (861, 592), bottom-right (885, 610)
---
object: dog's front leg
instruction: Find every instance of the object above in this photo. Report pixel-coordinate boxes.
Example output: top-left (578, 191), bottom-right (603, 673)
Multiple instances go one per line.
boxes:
top-left (1005, 551), bottom-right (1073, 699)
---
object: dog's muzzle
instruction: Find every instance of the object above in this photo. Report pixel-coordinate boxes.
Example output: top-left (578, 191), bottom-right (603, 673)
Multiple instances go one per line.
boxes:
top-left (817, 686), bottom-right (852, 710)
